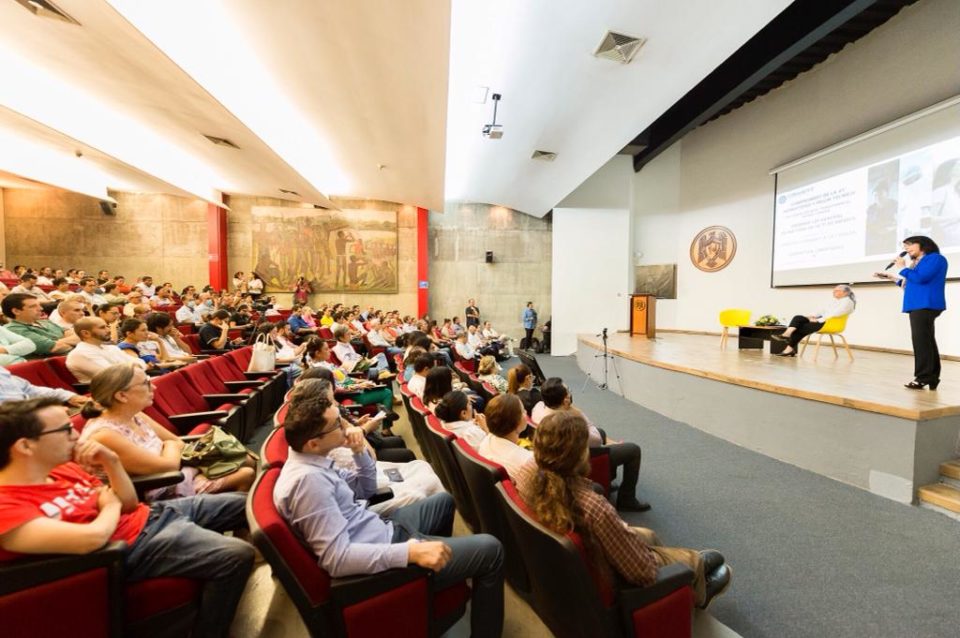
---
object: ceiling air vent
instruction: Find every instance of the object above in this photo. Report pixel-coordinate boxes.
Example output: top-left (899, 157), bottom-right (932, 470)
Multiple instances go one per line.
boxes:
top-left (593, 31), bottom-right (645, 64)
top-left (278, 188), bottom-right (301, 197)
top-left (531, 150), bottom-right (557, 162)
top-left (203, 134), bottom-right (240, 150)
top-left (12, 0), bottom-right (79, 24)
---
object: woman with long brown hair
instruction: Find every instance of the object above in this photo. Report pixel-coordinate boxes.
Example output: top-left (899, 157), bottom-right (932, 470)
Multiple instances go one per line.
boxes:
top-left (515, 410), bottom-right (731, 609)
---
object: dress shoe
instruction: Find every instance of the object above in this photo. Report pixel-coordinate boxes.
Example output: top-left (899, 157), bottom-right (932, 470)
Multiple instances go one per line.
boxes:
top-left (699, 550), bottom-right (725, 574)
top-left (905, 379), bottom-right (940, 390)
top-left (699, 564), bottom-right (732, 610)
top-left (774, 350), bottom-right (796, 357)
top-left (616, 497), bottom-right (651, 512)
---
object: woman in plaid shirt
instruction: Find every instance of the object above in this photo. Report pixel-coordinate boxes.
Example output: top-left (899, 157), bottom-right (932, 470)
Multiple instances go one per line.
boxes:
top-left (514, 411), bottom-right (732, 609)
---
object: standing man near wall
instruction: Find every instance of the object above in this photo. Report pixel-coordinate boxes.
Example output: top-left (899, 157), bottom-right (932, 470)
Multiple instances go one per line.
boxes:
top-left (521, 301), bottom-right (537, 350)
top-left (465, 298), bottom-right (480, 329)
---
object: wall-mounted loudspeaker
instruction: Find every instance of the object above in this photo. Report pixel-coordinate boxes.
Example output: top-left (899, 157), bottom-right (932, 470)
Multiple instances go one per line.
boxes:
top-left (99, 201), bottom-right (117, 216)
top-left (485, 251), bottom-right (494, 263)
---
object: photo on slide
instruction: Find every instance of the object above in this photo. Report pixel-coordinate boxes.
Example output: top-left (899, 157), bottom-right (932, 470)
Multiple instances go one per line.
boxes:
top-left (864, 159), bottom-right (899, 256)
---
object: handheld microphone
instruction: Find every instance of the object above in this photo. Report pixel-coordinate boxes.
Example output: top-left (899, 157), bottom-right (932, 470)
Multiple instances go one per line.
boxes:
top-left (885, 251), bottom-right (908, 270)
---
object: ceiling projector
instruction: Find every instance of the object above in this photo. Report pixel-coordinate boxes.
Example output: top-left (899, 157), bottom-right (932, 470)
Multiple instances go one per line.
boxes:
top-left (482, 93), bottom-right (503, 139)
top-left (482, 123), bottom-right (503, 139)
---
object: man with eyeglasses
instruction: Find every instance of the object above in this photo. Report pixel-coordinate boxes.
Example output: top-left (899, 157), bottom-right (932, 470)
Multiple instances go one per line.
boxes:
top-left (0, 397), bottom-right (254, 638)
top-left (275, 391), bottom-right (505, 638)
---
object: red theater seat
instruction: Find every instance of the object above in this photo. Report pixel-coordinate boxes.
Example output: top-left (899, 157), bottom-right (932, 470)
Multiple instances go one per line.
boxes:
top-left (496, 480), bottom-right (694, 638)
top-left (247, 467), bottom-right (469, 638)
top-left (0, 543), bottom-right (201, 638)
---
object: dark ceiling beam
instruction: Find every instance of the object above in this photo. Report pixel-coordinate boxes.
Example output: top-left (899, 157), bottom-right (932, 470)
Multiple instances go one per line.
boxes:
top-left (631, 0), bottom-right (915, 172)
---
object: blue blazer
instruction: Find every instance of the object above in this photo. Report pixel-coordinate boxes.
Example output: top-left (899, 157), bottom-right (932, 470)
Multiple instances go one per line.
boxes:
top-left (899, 252), bottom-right (948, 312)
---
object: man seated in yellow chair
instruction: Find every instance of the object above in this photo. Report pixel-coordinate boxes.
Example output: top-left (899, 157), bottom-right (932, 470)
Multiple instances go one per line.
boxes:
top-left (772, 285), bottom-right (855, 357)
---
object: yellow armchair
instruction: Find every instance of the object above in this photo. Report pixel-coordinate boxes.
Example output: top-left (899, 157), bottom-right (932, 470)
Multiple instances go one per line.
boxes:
top-left (800, 314), bottom-right (853, 361)
top-left (718, 309), bottom-right (751, 349)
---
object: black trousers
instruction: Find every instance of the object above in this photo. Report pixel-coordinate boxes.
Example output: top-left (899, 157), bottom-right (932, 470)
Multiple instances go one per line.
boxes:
top-left (787, 315), bottom-right (824, 349)
top-left (598, 428), bottom-right (642, 505)
top-left (522, 328), bottom-right (534, 349)
top-left (909, 309), bottom-right (942, 383)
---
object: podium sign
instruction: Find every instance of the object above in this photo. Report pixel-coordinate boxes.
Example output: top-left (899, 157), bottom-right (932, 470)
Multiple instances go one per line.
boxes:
top-left (630, 294), bottom-right (656, 337)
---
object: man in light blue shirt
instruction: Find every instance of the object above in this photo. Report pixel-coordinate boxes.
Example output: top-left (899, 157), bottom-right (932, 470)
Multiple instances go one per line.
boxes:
top-left (274, 390), bottom-right (503, 638)
top-left (0, 365), bottom-right (85, 406)
top-left (521, 301), bottom-right (538, 349)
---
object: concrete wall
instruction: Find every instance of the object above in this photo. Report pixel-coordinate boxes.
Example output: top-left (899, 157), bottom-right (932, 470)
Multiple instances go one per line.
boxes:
top-left (429, 202), bottom-right (551, 340)
top-left (2, 188), bottom-right (208, 288)
top-left (632, 0), bottom-right (960, 352)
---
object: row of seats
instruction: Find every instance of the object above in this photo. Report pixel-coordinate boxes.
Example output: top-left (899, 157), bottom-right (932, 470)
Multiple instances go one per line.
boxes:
top-left (253, 360), bottom-right (694, 637)
top-left (0, 345), bottom-right (290, 636)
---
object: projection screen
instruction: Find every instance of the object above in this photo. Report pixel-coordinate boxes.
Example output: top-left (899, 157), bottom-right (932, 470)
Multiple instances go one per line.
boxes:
top-left (771, 97), bottom-right (960, 287)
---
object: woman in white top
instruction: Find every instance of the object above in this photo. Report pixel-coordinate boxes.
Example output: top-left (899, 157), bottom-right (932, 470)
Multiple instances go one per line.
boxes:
top-left (246, 272), bottom-right (264, 298)
top-left (772, 285), bottom-right (856, 357)
top-left (476, 393), bottom-right (532, 479)
top-left (78, 364), bottom-right (255, 499)
top-left (434, 390), bottom-right (488, 448)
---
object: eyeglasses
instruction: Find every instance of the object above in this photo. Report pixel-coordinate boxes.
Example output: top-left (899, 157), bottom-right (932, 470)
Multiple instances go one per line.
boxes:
top-left (124, 378), bottom-right (153, 391)
top-left (34, 422), bottom-right (74, 438)
top-left (313, 416), bottom-right (344, 439)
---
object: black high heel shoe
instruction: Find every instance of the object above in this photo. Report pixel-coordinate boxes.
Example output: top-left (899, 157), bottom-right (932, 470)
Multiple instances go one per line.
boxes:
top-left (905, 380), bottom-right (940, 390)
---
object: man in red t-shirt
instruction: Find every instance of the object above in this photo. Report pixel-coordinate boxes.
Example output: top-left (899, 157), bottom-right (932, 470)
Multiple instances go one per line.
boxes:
top-left (0, 397), bottom-right (254, 638)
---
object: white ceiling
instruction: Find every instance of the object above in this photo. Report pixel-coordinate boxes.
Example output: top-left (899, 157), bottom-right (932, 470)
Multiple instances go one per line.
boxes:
top-left (0, 0), bottom-right (790, 216)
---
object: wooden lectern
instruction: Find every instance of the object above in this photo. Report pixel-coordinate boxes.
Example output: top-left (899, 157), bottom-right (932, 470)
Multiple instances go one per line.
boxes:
top-left (629, 294), bottom-right (656, 338)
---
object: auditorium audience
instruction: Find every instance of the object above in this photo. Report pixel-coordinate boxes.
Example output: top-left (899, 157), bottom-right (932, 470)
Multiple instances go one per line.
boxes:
top-left (508, 363), bottom-right (542, 416)
top-left (95, 303), bottom-right (122, 343)
top-left (2, 293), bottom-right (78, 357)
top-left (332, 326), bottom-right (392, 381)
top-left (122, 289), bottom-right (146, 317)
top-left (515, 410), bottom-right (731, 609)
top-left (135, 275), bottom-right (156, 298)
top-left (118, 318), bottom-right (184, 371)
top-left (303, 338), bottom-right (394, 413)
top-left (0, 365), bottom-right (85, 406)
top-left (477, 355), bottom-right (509, 393)
top-left (67, 317), bottom-right (147, 382)
top-left (77, 277), bottom-right (107, 308)
top-left (145, 313), bottom-right (196, 363)
top-left (407, 353), bottom-right (434, 399)
top-left (434, 390), bottom-right (489, 447)
top-left (48, 277), bottom-right (72, 301)
top-left (80, 364), bottom-right (255, 497)
top-left (0, 397), bottom-right (255, 637)
top-left (532, 377), bottom-right (647, 511)
top-left (477, 393), bottom-right (532, 478)
top-left (49, 297), bottom-right (85, 331)
top-left (199, 310), bottom-right (244, 351)
top-left (10, 273), bottom-right (53, 304)
top-left (274, 388), bottom-right (504, 637)
top-left (0, 322), bottom-right (36, 366)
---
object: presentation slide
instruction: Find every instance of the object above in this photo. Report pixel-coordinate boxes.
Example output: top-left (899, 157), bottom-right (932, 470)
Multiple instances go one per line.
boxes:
top-left (773, 135), bottom-right (960, 286)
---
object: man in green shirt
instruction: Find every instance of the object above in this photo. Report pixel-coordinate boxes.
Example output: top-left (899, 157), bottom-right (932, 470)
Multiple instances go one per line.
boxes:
top-left (1, 293), bottom-right (79, 358)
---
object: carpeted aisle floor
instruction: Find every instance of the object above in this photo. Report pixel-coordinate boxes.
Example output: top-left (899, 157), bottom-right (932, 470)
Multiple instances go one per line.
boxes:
top-left (536, 354), bottom-right (960, 638)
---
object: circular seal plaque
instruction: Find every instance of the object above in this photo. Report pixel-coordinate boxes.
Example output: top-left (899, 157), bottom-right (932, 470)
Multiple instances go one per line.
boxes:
top-left (690, 226), bottom-right (736, 272)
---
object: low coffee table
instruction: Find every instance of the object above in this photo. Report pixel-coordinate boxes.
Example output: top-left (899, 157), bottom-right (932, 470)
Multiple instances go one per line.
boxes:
top-left (738, 325), bottom-right (788, 354)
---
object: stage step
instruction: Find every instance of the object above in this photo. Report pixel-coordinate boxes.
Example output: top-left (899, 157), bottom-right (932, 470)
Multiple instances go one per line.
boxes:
top-left (940, 460), bottom-right (960, 481)
top-left (918, 483), bottom-right (960, 520)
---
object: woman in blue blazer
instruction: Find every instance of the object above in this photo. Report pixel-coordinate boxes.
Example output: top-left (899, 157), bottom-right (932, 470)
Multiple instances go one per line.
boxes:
top-left (879, 236), bottom-right (948, 389)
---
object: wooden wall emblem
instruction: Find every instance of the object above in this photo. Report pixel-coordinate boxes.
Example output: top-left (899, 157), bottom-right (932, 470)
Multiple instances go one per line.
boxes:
top-left (690, 226), bottom-right (736, 272)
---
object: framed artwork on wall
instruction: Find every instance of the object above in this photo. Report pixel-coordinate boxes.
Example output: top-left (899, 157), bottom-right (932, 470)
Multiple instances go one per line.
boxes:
top-left (252, 206), bottom-right (399, 293)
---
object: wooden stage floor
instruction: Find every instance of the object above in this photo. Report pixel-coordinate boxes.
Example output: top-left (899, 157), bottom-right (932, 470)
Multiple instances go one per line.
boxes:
top-left (578, 331), bottom-right (960, 421)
